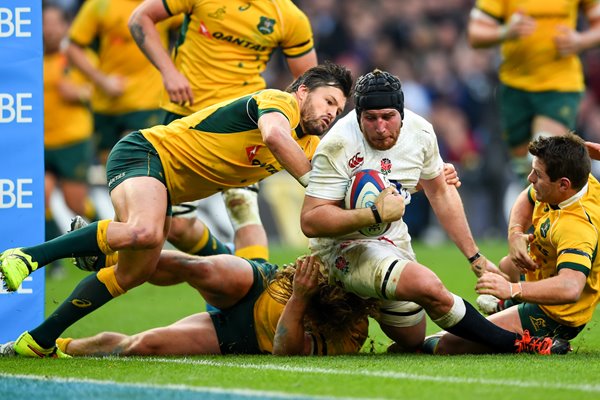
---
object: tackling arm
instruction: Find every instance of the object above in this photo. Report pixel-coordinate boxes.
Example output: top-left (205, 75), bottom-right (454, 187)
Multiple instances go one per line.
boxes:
top-left (257, 112), bottom-right (312, 185)
top-left (476, 268), bottom-right (587, 304)
top-left (506, 188), bottom-right (537, 272)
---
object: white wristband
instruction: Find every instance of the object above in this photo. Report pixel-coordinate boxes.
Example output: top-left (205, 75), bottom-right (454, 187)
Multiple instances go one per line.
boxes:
top-left (298, 171), bottom-right (311, 187)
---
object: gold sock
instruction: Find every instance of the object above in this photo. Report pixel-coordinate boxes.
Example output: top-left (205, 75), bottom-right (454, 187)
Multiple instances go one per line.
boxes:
top-left (97, 265), bottom-right (126, 297)
top-left (97, 219), bottom-right (115, 255)
top-left (56, 337), bottom-right (72, 353)
top-left (235, 245), bottom-right (269, 261)
top-left (187, 223), bottom-right (210, 254)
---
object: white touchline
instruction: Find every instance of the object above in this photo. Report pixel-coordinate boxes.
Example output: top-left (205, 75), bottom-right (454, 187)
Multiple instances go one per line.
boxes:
top-left (3, 357), bottom-right (600, 395)
top-left (137, 357), bottom-right (600, 393)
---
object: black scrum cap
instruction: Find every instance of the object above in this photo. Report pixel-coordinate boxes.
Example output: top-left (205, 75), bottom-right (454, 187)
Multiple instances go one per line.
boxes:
top-left (354, 69), bottom-right (404, 120)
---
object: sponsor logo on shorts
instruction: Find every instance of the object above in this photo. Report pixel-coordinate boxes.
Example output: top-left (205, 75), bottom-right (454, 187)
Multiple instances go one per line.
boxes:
top-left (529, 316), bottom-right (547, 332)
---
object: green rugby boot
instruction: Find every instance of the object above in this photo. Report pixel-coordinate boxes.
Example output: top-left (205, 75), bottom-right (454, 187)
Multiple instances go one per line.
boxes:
top-left (0, 248), bottom-right (38, 292)
top-left (13, 332), bottom-right (71, 359)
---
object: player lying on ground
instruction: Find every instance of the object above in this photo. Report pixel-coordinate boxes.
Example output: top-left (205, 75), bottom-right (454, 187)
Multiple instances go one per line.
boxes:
top-left (1, 254), bottom-right (377, 357)
top-left (0, 63), bottom-right (353, 358)
top-left (425, 133), bottom-right (599, 354)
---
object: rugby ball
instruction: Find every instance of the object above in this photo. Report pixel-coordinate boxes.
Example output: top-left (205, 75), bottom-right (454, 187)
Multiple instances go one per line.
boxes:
top-left (344, 169), bottom-right (391, 237)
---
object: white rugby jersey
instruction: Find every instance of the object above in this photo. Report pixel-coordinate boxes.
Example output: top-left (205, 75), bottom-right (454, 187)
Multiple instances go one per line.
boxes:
top-left (306, 108), bottom-right (444, 246)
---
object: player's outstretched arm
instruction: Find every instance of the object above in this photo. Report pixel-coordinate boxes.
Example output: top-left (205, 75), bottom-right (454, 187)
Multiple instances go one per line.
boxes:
top-left (258, 111), bottom-right (312, 185)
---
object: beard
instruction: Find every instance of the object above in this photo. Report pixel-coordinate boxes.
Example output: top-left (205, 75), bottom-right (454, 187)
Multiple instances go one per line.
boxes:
top-left (299, 97), bottom-right (329, 136)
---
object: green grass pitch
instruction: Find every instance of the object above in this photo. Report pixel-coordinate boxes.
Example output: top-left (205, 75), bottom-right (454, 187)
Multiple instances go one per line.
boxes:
top-left (1, 240), bottom-right (599, 399)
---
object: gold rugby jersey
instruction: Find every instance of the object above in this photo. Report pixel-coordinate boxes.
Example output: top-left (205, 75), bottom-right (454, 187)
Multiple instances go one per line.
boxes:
top-left (141, 89), bottom-right (319, 204)
top-left (44, 52), bottom-right (93, 148)
top-left (527, 174), bottom-right (600, 326)
top-left (253, 280), bottom-right (369, 355)
top-left (474, 0), bottom-right (599, 91)
top-left (69, 0), bottom-right (180, 113)
top-left (162, 0), bottom-right (314, 115)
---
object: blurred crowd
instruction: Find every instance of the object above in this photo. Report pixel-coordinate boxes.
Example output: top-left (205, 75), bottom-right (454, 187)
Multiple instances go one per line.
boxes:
top-left (47, 0), bottom-right (600, 244)
top-left (267, 0), bottom-right (600, 240)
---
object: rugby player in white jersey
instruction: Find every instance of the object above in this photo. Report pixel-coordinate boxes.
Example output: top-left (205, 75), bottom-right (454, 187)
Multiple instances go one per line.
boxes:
top-left (299, 69), bottom-right (570, 355)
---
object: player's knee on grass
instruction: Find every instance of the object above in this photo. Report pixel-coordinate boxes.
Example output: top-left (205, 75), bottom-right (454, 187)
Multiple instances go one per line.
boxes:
top-left (129, 330), bottom-right (171, 356)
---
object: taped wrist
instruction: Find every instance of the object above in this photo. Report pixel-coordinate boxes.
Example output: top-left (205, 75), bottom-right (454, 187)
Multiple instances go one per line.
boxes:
top-left (222, 187), bottom-right (263, 230)
top-left (470, 253), bottom-right (488, 277)
top-left (298, 171), bottom-right (311, 187)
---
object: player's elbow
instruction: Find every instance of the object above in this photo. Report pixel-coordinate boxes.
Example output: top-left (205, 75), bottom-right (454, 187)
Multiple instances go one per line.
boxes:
top-left (128, 9), bottom-right (140, 31)
top-left (262, 130), bottom-right (287, 152)
top-left (562, 285), bottom-right (583, 303)
top-left (300, 218), bottom-right (319, 238)
top-left (128, 7), bottom-right (148, 38)
top-left (558, 273), bottom-right (587, 303)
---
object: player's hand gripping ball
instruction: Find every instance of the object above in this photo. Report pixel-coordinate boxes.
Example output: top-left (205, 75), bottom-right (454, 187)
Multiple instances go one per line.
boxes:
top-left (345, 169), bottom-right (392, 236)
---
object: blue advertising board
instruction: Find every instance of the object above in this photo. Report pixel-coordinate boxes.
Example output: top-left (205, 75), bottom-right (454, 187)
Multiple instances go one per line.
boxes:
top-left (0, 1), bottom-right (44, 342)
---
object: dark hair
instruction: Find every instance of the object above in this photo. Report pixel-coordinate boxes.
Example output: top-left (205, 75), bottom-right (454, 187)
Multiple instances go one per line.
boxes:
top-left (354, 69), bottom-right (404, 120)
top-left (286, 61), bottom-right (353, 98)
top-left (267, 258), bottom-right (379, 342)
top-left (528, 132), bottom-right (591, 190)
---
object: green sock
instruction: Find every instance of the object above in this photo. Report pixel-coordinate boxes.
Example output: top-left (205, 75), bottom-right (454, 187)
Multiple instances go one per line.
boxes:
top-left (24, 221), bottom-right (103, 266)
top-left (44, 218), bottom-right (62, 241)
top-left (29, 273), bottom-right (114, 348)
top-left (193, 231), bottom-right (232, 257)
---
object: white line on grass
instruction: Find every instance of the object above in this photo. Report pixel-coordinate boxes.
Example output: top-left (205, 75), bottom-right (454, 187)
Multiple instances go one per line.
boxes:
top-left (0, 373), bottom-right (373, 400)
top-left (130, 357), bottom-right (600, 393)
